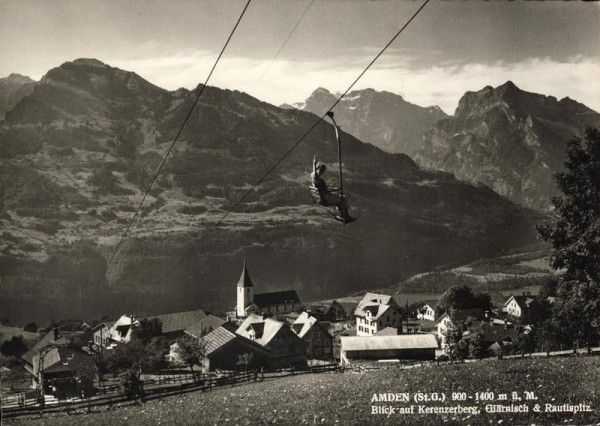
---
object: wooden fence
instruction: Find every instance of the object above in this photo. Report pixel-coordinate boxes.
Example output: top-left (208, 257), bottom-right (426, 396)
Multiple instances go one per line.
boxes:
top-left (1, 364), bottom-right (339, 420)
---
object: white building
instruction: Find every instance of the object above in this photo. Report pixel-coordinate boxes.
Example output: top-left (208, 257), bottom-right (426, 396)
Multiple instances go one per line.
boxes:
top-left (354, 293), bottom-right (402, 336)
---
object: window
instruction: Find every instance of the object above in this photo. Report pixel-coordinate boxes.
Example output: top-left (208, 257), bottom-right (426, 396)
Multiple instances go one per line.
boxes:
top-left (316, 339), bottom-right (321, 346)
top-left (386, 316), bottom-right (390, 322)
top-left (247, 288), bottom-right (250, 293)
top-left (324, 347), bottom-right (330, 354)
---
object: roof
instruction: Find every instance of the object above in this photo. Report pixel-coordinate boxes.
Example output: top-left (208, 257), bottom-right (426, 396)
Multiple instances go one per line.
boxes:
top-left (436, 308), bottom-right (486, 325)
top-left (32, 347), bottom-right (96, 375)
top-left (235, 315), bottom-right (287, 346)
top-left (253, 290), bottom-right (301, 308)
top-left (237, 261), bottom-right (254, 288)
top-left (505, 295), bottom-right (539, 309)
top-left (202, 327), bottom-right (238, 356)
top-left (184, 315), bottom-right (226, 339)
top-left (293, 312), bottom-right (318, 338)
top-left (341, 334), bottom-right (438, 351)
top-left (307, 304), bottom-right (334, 316)
top-left (149, 309), bottom-right (207, 334)
top-left (375, 327), bottom-right (398, 336)
top-left (202, 326), bottom-right (270, 357)
top-left (22, 331), bottom-right (69, 365)
top-left (354, 293), bottom-right (399, 319)
top-left (92, 321), bottom-right (115, 332)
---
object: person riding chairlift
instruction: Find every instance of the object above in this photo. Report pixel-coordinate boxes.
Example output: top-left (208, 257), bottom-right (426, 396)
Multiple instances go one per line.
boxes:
top-left (311, 155), bottom-right (355, 223)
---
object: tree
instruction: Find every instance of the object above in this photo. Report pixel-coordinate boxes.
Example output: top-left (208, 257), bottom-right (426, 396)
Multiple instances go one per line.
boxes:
top-left (0, 336), bottom-right (28, 358)
top-left (435, 285), bottom-right (492, 317)
top-left (537, 127), bottom-right (600, 347)
top-left (173, 334), bottom-right (206, 378)
top-left (132, 318), bottom-right (163, 343)
top-left (23, 322), bottom-right (38, 333)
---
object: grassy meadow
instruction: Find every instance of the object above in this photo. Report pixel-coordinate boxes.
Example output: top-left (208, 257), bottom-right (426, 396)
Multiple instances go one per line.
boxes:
top-left (6, 356), bottom-right (600, 425)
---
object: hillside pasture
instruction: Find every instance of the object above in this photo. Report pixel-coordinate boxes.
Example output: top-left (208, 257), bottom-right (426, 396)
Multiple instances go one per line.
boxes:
top-left (9, 357), bottom-right (600, 425)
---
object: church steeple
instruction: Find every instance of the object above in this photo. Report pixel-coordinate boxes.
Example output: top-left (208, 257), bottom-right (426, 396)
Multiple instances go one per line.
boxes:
top-left (236, 261), bottom-right (254, 317)
top-left (237, 260), bottom-right (254, 288)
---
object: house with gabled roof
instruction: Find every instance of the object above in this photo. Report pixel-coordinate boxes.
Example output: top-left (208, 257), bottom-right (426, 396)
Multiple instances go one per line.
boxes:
top-left (292, 312), bottom-right (333, 360)
top-left (416, 301), bottom-right (437, 322)
top-left (198, 326), bottom-right (270, 372)
top-left (436, 308), bottom-right (487, 349)
top-left (92, 321), bottom-right (115, 348)
top-left (354, 293), bottom-right (402, 336)
top-left (103, 309), bottom-right (207, 348)
top-left (504, 294), bottom-right (543, 323)
top-left (21, 329), bottom-right (96, 396)
top-left (236, 314), bottom-right (307, 368)
top-left (235, 262), bottom-right (302, 318)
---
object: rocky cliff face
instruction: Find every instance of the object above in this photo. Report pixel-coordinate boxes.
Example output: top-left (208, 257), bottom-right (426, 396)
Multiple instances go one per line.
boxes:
top-left (0, 61), bottom-right (542, 324)
top-left (414, 81), bottom-right (600, 212)
top-left (0, 73), bottom-right (36, 119)
top-left (290, 88), bottom-right (447, 155)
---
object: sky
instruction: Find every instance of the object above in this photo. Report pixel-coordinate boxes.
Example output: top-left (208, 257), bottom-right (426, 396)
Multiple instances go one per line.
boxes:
top-left (1, 0), bottom-right (599, 114)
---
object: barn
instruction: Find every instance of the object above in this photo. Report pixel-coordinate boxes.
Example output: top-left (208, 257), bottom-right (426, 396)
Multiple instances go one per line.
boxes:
top-left (340, 334), bottom-right (438, 363)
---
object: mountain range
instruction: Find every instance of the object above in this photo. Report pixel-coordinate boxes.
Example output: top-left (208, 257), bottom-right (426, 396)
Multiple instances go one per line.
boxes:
top-left (0, 59), bottom-right (542, 324)
top-left (285, 87), bottom-right (447, 155)
top-left (414, 81), bottom-right (600, 211)
top-left (289, 83), bottom-right (600, 212)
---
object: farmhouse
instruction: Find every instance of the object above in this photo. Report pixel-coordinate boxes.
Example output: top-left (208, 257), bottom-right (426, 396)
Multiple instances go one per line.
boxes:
top-left (354, 293), bottom-right (402, 336)
top-left (292, 312), bottom-right (333, 360)
top-left (103, 309), bottom-right (208, 348)
top-left (436, 308), bottom-right (486, 349)
top-left (92, 321), bottom-right (114, 347)
top-left (504, 294), bottom-right (542, 322)
top-left (340, 334), bottom-right (438, 363)
top-left (236, 314), bottom-right (307, 368)
top-left (22, 329), bottom-right (96, 396)
top-left (416, 302), bottom-right (437, 322)
top-left (198, 326), bottom-right (270, 372)
top-left (236, 262), bottom-right (302, 318)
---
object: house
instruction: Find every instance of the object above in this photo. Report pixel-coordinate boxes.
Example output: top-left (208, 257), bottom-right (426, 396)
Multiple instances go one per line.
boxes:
top-left (292, 312), bottom-right (334, 360)
top-left (22, 329), bottom-right (70, 385)
top-left (107, 314), bottom-right (137, 345)
top-left (92, 321), bottom-right (115, 347)
top-left (32, 347), bottom-right (97, 397)
top-left (198, 326), bottom-right (271, 372)
top-left (416, 302), bottom-right (437, 322)
top-left (236, 314), bottom-right (307, 368)
top-left (354, 293), bottom-right (402, 336)
top-left (104, 309), bottom-right (207, 348)
top-left (436, 308), bottom-right (487, 349)
top-left (151, 309), bottom-right (207, 341)
top-left (21, 329), bottom-right (96, 397)
top-left (306, 304), bottom-right (337, 322)
top-left (504, 294), bottom-right (542, 322)
top-left (340, 334), bottom-right (438, 363)
top-left (235, 262), bottom-right (302, 318)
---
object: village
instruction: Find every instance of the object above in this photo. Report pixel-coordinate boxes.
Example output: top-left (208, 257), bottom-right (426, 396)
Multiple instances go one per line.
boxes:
top-left (0, 260), bottom-right (563, 419)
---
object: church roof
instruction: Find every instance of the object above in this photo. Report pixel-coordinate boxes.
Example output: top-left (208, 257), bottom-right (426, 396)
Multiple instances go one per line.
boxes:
top-left (237, 261), bottom-right (254, 288)
top-left (254, 290), bottom-right (300, 308)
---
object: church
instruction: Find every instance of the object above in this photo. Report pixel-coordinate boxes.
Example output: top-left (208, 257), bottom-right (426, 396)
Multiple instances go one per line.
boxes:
top-left (235, 262), bottom-right (302, 318)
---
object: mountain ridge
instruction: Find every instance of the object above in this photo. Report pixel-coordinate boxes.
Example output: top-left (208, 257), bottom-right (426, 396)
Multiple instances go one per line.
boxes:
top-left (0, 59), bottom-right (543, 324)
top-left (288, 87), bottom-right (448, 155)
top-left (414, 81), bottom-right (600, 211)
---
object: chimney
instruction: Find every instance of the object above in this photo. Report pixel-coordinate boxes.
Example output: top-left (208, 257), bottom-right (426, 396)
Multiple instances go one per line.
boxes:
top-left (53, 327), bottom-right (59, 341)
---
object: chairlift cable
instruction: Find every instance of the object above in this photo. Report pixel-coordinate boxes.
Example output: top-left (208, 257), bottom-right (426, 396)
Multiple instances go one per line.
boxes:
top-left (105, 0), bottom-right (253, 270)
top-left (156, 0), bottom-right (431, 280)
top-left (249, 0), bottom-right (316, 95)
